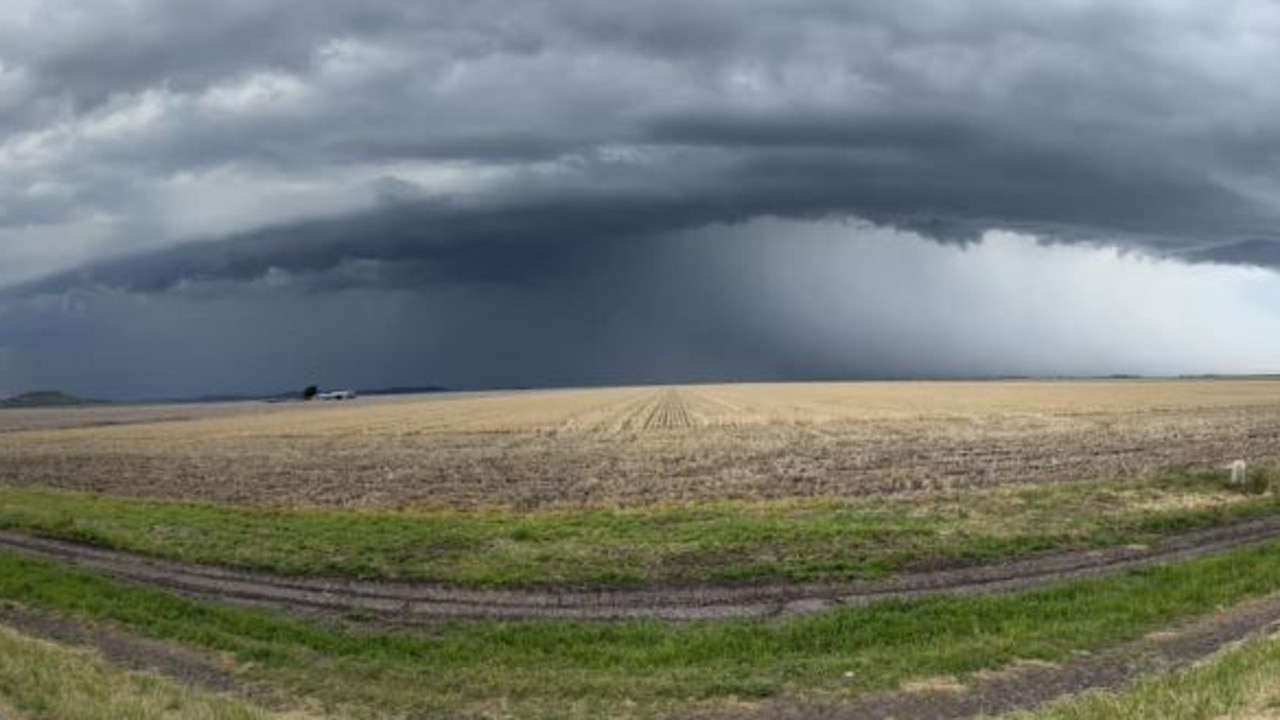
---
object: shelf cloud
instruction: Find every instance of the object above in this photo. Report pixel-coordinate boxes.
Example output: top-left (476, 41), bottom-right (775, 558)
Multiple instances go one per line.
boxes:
top-left (3, 0), bottom-right (1280, 396)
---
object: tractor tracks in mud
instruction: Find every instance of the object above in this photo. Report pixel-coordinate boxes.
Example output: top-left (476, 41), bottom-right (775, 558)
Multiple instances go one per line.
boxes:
top-left (4, 517), bottom-right (1280, 624)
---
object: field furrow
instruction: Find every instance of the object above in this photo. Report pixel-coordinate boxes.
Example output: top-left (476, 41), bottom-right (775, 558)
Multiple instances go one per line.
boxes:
top-left (641, 390), bottom-right (694, 430)
top-left (1, 380), bottom-right (1279, 509)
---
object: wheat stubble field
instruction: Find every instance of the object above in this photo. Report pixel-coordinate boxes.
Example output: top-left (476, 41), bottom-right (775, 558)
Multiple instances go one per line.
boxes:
top-left (1, 380), bottom-right (1279, 509)
top-left (6, 380), bottom-right (1280, 719)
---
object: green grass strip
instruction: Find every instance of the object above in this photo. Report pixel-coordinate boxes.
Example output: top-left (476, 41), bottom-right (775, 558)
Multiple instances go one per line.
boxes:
top-left (1012, 633), bottom-right (1280, 719)
top-left (4, 535), bottom-right (1280, 718)
top-left (0, 622), bottom-right (293, 720)
top-left (0, 470), bottom-right (1274, 588)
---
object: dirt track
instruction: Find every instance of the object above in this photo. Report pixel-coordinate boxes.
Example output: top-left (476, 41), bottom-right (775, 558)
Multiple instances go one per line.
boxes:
top-left (4, 517), bottom-right (1280, 623)
top-left (9, 591), bottom-right (1280, 720)
top-left (708, 590), bottom-right (1280, 720)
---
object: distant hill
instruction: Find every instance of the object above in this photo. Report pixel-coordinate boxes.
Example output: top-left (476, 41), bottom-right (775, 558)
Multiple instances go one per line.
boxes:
top-left (1, 390), bottom-right (103, 408)
top-left (0, 385), bottom-right (455, 408)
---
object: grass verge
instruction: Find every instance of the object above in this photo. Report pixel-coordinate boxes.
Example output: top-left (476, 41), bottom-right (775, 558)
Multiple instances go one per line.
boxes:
top-left (1009, 632), bottom-right (1280, 720)
top-left (5, 535), bottom-right (1280, 717)
top-left (0, 622), bottom-right (307, 720)
top-left (0, 468), bottom-right (1275, 587)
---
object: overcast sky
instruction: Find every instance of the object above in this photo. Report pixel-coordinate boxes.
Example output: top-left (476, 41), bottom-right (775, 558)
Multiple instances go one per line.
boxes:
top-left (2, 0), bottom-right (1280, 398)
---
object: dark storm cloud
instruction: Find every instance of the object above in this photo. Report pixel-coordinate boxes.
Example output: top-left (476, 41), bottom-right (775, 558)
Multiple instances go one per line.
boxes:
top-left (5, 137), bottom-right (1270, 301)
top-left (4, 0), bottom-right (1280, 396)
top-left (4, 0), bottom-right (1279, 279)
top-left (6, 219), bottom-right (1280, 400)
top-left (0, 195), bottom-right (719, 297)
top-left (1186, 239), bottom-right (1280, 268)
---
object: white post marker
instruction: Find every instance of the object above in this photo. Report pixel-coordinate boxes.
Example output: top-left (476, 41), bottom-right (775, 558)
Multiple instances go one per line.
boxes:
top-left (1230, 459), bottom-right (1248, 486)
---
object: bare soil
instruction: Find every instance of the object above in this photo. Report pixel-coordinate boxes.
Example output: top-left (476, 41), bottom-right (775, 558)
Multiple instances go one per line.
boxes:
top-left (0, 603), bottom-right (237, 694)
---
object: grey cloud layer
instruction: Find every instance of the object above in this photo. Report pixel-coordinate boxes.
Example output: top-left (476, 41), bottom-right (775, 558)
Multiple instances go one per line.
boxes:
top-left (3, 0), bottom-right (1280, 287)
top-left (3, 1), bottom-right (1280, 395)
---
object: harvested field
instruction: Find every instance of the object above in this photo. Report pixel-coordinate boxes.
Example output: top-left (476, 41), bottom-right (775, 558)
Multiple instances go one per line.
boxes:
top-left (1, 380), bottom-right (1279, 509)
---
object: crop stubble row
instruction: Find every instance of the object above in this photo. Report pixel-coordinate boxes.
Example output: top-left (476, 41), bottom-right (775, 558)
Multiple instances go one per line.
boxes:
top-left (0, 381), bottom-right (1278, 509)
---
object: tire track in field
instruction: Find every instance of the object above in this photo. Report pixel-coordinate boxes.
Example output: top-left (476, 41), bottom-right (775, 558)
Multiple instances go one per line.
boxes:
top-left (553, 389), bottom-right (656, 435)
top-left (681, 389), bottom-right (756, 427)
top-left (702, 590), bottom-right (1280, 720)
top-left (3, 517), bottom-right (1280, 623)
top-left (642, 389), bottom-right (694, 430)
top-left (604, 389), bottom-right (695, 433)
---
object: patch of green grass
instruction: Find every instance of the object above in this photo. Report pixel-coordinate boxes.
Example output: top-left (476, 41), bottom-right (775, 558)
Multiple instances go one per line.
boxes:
top-left (5, 536), bottom-right (1280, 717)
top-left (0, 469), bottom-right (1274, 588)
top-left (0, 622), bottom-right (304, 720)
top-left (1009, 631), bottom-right (1280, 720)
